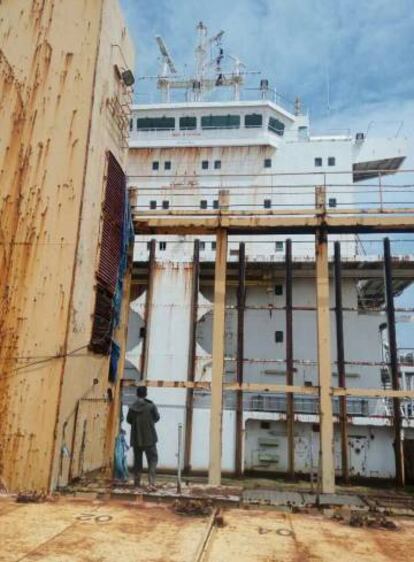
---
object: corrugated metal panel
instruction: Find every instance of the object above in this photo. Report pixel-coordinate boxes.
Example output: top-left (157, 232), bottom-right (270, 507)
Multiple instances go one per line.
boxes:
top-left (97, 152), bottom-right (125, 294)
top-left (89, 285), bottom-right (113, 354)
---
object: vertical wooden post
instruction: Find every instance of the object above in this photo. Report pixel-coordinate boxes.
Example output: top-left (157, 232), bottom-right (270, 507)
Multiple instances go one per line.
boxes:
top-left (384, 237), bottom-right (405, 487)
top-left (315, 224), bottom-right (335, 494)
top-left (183, 239), bottom-right (200, 473)
top-left (285, 238), bottom-right (295, 479)
top-left (235, 242), bottom-right (246, 476)
top-left (334, 241), bottom-right (349, 484)
top-left (140, 238), bottom-right (156, 379)
top-left (209, 228), bottom-right (228, 485)
top-left (104, 240), bottom-right (133, 473)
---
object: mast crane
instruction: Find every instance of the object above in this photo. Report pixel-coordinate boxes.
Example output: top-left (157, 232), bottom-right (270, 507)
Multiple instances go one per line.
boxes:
top-left (141, 22), bottom-right (257, 103)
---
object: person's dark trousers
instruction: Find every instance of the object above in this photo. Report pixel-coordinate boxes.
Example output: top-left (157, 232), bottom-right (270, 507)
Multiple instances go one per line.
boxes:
top-left (133, 445), bottom-right (158, 485)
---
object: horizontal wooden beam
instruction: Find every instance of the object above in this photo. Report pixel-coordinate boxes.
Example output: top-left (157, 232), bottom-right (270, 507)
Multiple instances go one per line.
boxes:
top-left (122, 379), bottom-right (318, 395)
top-left (123, 379), bottom-right (414, 399)
top-left (133, 212), bottom-right (414, 235)
top-left (332, 387), bottom-right (414, 399)
top-left (133, 207), bottom-right (414, 218)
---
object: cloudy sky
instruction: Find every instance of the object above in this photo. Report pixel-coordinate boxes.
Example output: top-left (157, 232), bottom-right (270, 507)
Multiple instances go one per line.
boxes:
top-left (121, 0), bottom-right (414, 346)
top-left (121, 0), bottom-right (414, 118)
top-left (120, 0), bottom-right (414, 164)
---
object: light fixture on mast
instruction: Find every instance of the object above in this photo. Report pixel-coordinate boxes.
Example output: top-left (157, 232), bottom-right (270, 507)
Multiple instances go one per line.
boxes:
top-left (227, 54), bottom-right (245, 101)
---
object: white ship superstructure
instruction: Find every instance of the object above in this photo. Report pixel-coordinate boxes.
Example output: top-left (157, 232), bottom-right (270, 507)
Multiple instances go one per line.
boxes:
top-left (124, 24), bottom-right (413, 480)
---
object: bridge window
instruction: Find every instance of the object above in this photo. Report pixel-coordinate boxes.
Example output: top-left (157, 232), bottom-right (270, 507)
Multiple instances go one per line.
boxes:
top-left (245, 113), bottom-right (263, 128)
top-left (329, 198), bottom-right (337, 208)
top-left (202, 160), bottom-right (209, 170)
top-left (275, 241), bottom-right (284, 252)
top-left (136, 116), bottom-right (175, 131)
top-left (268, 117), bottom-right (285, 136)
top-left (179, 116), bottom-right (197, 130)
top-left (200, 200), bottom-right (208, 209)
top-left (213, 199), bottom-right (219, 209)
top-left (162, 200), bottom-right (170, 209)
top-left (201, 114), bottom-right (240, 129)
top-left (164, 161), bottom-right (171, 170)
top-left (150, 200), bottom-right (157, 209)
top-left (314, 157), bottom-right (322, 167)
top-left (152, 161), bottom-right (159, 171)
top-left (159, 242), bottom-right (167, 251)
top-left (214, 160), bottom-right (221, 169)
top-left (328, 156), bottom-right (336, 166)
top-left (264, 158), bottom-right (272, 168)
top-left (264, 199), bottom-right (272, 209)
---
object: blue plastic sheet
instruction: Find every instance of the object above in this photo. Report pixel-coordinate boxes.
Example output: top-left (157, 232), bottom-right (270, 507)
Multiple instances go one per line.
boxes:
top-left (114, 430), bottom-right (129, 481)
top-left (109, 340), bottom-right (121, 383)
top-left (113, 190), bottom-right (134, 328)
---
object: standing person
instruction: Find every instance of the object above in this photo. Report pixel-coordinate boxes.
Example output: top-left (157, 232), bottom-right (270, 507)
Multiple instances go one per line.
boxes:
top-left (126, 386), bottom-right (160, 489)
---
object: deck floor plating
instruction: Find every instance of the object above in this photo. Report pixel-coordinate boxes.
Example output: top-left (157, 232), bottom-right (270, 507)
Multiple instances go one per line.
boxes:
top-left (1, 496), bottom-right (414, 562)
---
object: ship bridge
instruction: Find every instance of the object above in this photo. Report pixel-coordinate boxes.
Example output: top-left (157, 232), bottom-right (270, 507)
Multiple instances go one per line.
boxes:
top-left (128, 100), bottom-right (303, 149)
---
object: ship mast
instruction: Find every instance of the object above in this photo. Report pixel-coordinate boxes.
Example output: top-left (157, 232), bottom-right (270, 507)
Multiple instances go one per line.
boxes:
top-left (154, 22), bottom-right (250, 102)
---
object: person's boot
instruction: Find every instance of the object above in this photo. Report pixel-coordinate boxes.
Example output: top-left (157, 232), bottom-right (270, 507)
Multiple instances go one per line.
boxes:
top-left (146, 475), bottom-right (156, 492)
top-left (134, 477), bottom-right (141, 488)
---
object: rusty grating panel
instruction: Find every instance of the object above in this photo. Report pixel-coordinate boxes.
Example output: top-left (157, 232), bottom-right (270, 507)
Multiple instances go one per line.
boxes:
top-left (89, 285), bottom-right (114, 354)
top-left (97, 152), bottom-right (126, 295)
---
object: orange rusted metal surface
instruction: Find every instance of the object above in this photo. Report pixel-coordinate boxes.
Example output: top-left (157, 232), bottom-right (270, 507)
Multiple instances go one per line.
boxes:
top-left (0, 496), bottom-right (413, 561)
top-left (0, 0), bottom-right (134, 492)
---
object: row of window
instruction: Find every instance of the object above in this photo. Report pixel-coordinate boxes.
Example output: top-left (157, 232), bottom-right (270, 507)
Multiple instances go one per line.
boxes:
top-left (147, 241), bottom-right (286, 253)
top-left (150, 157), bottom-right (335, 171)
top-left (264, 198), bottom-right (337, 209)
top-left (315, 157), bottom-right (336, 167)
top-left (131, 113), bottom-right (285, 135)
top-left (148, 199), bottom-right (337, 210)
top-left (151, 160), bottom-right (222, 171)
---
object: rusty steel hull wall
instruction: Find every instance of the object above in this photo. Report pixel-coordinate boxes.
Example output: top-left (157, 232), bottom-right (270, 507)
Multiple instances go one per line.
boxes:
top-left (0, 0), bottom-right (134, 491)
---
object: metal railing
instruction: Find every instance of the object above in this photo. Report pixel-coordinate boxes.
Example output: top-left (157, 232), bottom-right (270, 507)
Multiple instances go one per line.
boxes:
top-left (128, 168), bottom-right (414, 219)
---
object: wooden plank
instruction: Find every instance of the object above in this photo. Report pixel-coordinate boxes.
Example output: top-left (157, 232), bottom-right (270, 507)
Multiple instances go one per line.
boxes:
top-left (333, 388), bottom-right (414, 399)
top-left (122, 379), bottom-right (320, 395)
top-left (209, 228), bottom-right (228, 486)
top-left (183, 240), bottom-right (200, 473)
top-left (334, 241), bottom-right (349, 483)
top-left (133, 213), bottom-right (414, 235)
top-left (140, 239), bottom-right (156, 378)
top-left (133, 207), bottom-right (414, 218)
top-left (384, 237), bottom-right (405, 487)
top-left (122, 379), bottom-right (414, 399)
top-left (315, 226), bottom-right (335, 494)
top-left (103, 239), bottom-right (134, 473)
top-left (285, 238), bottom-right (295, 479)
top-left (235, 242), bottom-right (246, 477)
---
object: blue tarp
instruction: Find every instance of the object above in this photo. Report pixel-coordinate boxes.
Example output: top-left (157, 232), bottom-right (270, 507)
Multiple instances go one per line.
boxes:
top-left (113, 190), bottom-right (134, 328)
top-left (109, 340), bottom-right (121, 383)
top-left (114, 430), bottom-right (129, 481)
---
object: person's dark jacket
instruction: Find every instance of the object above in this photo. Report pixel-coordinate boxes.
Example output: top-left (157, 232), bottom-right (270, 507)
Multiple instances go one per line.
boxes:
top-left (126, 398), bottom-right (160, 448)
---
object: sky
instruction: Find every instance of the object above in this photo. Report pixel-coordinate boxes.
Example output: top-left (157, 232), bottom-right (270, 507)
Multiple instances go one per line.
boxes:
top-left (120, 0), bottom-right (414, 348)
top-left (121, 0), bottom-right (414, 117)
